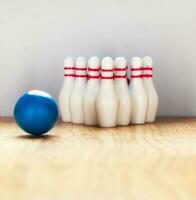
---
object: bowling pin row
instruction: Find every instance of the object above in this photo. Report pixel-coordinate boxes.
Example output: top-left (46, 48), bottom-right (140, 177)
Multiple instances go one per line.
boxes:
top-left (59, 56), bottom-right (158, 127)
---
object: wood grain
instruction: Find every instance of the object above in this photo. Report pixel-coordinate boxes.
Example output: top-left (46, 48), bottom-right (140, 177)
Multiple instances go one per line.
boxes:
top-left (0, 117), bottom-right (196, 200)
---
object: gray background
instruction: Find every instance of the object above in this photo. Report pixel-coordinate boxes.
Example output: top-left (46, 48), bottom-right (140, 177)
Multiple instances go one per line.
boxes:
top-left (0, 0), bottom-right (196, 116)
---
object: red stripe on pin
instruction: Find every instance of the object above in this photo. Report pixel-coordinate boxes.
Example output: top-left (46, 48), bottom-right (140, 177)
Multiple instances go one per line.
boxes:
top-left (114, 75), bottom-right (127, 78)
top-left (143, 74), bottom-right (153, 78)
top-left (88, 75), bottom-right (100, 80)
top-left (114, 66), bottom-right (128, 71)
top-left (64, 74), bottom-right (74, 77)
top-left (73, 67), bottom-right (87, 71)
top-left (131, 67), bottom-right (143, 71)
top-left (142, 66), bottom-right (153, 71)
top-left (101, 76), bottom-right (114, 79)
top-left (101, 69), bottom-right (113, 72)
top-left (64, 67), bottom-right (74, 70)
top-left (88, 67), bottom-right (100, 71)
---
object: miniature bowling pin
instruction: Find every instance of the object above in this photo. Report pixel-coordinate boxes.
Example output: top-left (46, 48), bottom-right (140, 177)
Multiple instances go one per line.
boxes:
top-left (59, 57), bottom-right (75, 122)
top-left (83, 57), bottom-right (100, 126)
top-left (142, 56), bottom-right (158, 122)
top-left (129, 57), bottom-right (147, 124)
top-left (96, 57), bottom-right (118, 128)
top-left (114, 57), bottom-right (131, 125)
top-left (69, 57), bottom-right (87, 124)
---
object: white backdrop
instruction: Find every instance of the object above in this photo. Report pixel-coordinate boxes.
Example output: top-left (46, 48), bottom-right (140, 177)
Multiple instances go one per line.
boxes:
top-left (0, 0), bottom-right (196, 116)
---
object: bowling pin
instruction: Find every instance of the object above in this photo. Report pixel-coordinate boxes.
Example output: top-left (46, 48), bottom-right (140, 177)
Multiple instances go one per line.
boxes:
top-left (69, 57), bottom-right (87, 124)
top-left (83, 57), bottom-right (100, 126)
top-left (129, 57), bottom-right (147, 124)
top-left (59, 57), bottom-right (75, 122)
top-left (96, 57), bottom-right (118, 128)
top-left (142, 56), bottom-right (158, 122)
top-left (114, 57), bottom-right (131, 126)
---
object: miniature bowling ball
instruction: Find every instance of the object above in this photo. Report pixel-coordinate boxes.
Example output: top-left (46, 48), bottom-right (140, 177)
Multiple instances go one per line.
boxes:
top-left (14, 90), bottom-right (58, 136)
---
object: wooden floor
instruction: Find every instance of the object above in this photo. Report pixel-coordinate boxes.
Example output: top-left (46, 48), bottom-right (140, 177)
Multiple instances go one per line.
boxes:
top-left (0, 117), bottom-right (196, 200)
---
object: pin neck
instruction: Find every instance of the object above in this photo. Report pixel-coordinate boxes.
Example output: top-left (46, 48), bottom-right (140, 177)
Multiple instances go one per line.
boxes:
top-left (101, 68), bottom-right (114, 80)
top-left (64, 66), bottom-right (75, 77)
top-left (114, 66), bottom-right (127, 79)
top-left (87, 67), bottom-right (100, 80)
top-left (142, 66), bottom-right (153, 78)
top-left (74, 66), bottom-right (87, 78)
top-left (131, 66), bottom-right (143, 78)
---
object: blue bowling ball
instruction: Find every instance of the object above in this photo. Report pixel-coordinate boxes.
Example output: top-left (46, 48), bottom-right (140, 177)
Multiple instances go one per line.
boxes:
top-left (14, 90), bottom-right (58, 136)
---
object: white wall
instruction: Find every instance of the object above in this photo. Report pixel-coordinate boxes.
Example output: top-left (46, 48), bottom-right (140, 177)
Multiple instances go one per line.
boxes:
top-left (0, 0), bottom-right (196, 116)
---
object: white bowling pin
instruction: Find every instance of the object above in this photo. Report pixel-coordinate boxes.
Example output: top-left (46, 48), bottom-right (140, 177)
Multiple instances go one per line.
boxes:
top-left (69, 57), bottom-right (87, 124)
top-left (114, 57), bottom-right (131, 126)
top-left (129, 57), bottom-right (147, 124)
top-left (59, 57), bottom-right (75, 122)
top-left (96, 57), bottom-right (118, 128)
top-left (83, 57), bottom-right (100, 126)
top-left (142, 56), bottom-right (158, 122)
